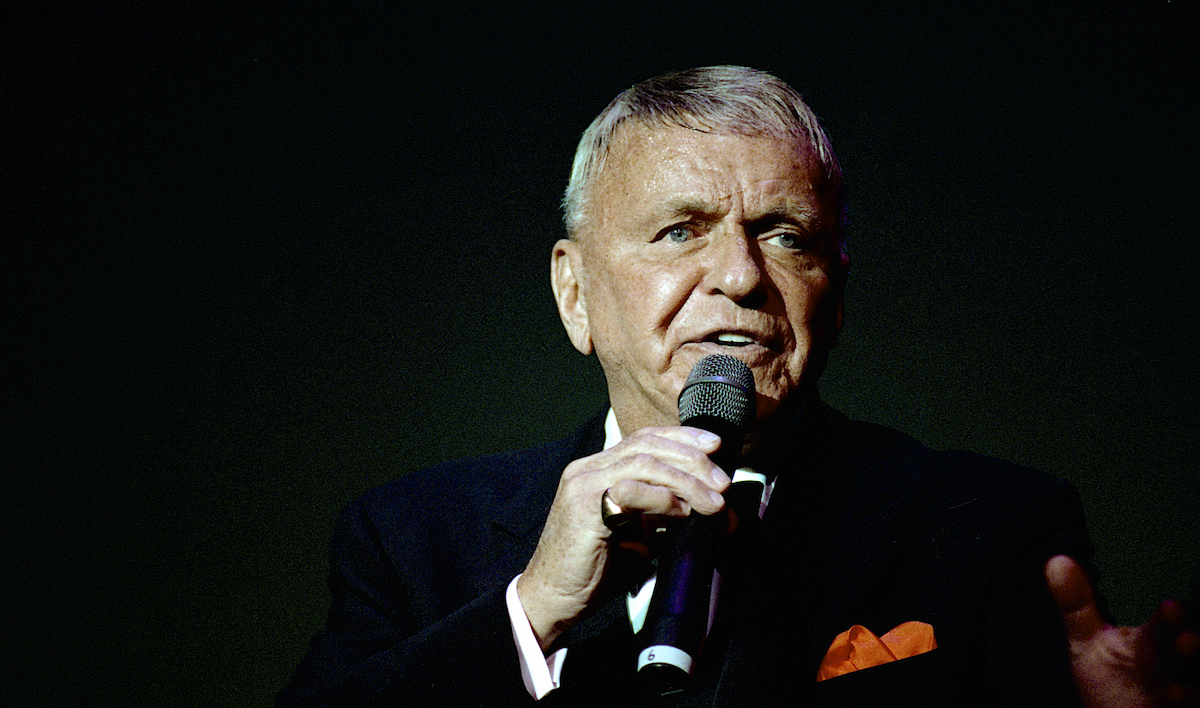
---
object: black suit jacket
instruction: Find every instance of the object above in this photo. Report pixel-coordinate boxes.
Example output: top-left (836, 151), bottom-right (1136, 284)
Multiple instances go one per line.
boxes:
top-left (278, 399), bottom-right (1094, 707)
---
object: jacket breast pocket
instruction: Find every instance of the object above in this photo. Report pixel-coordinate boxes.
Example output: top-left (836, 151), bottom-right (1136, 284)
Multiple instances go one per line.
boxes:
top-left (815, 648), bottom-right (952, 708)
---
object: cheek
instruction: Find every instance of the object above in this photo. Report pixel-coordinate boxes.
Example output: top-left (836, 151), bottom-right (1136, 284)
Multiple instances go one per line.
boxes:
top-left (613, 265), bottom-right (695, 334)
top-left (650, 272), bottom-right (693, 315)
top-left (778, 272), bottom-right (841, 365)
top-left (586, 265), bottom-right (677, 359)
top-left (780, 273), bottom-right (823, 326)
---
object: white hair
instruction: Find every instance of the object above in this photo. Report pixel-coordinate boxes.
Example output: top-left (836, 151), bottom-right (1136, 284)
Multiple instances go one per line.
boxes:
top-left (562, 65), bottom-right (846, 243)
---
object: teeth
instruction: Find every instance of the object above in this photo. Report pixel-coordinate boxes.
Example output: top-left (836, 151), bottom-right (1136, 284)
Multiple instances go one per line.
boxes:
top-left (716, 333), bottom-right (755, 345)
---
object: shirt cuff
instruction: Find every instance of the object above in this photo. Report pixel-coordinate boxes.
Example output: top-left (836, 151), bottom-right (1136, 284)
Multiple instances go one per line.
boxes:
top-left (507, 574), bottom-right (568, 700)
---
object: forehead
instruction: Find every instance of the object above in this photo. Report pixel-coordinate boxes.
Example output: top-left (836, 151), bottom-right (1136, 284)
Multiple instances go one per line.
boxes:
top-left (586, 123), bottom-right (831, 234)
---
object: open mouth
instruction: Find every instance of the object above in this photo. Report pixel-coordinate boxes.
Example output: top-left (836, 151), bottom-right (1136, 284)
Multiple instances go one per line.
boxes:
top-left (707, 332), bottom-right (758, 347)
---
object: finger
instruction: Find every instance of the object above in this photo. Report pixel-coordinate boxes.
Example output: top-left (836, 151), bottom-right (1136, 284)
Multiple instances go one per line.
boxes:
top-left (616, 428), bottom-right (729, 488)
top-left (1045, 554), bottom-right (1109, 643)
top-left (1144, 598), bottom-right (1200, 704)
top-left (607, 479), bottom-right (688, 518)
top-left (592, 434), bottom-right (729, 503)
top-left (636, 425), bottom-right (724, 453)
top-left (608, 470), bottom-right (725, 517)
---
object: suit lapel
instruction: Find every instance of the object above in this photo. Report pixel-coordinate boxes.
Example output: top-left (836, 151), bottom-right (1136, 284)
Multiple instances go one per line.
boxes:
top-left (493, 415), bottom-right (605, 536)
top-left (807, 467), bottom-right (905, 659)
top-left (475, 412), bottom-right (608, 595)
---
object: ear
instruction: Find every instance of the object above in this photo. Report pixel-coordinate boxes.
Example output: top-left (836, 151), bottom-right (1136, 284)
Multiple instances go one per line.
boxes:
top-left (551, 238), bottom-right (593, 355)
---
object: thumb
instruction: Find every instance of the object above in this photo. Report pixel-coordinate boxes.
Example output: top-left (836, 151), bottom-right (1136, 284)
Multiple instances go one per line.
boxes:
top-left (1046, 554), bottom-right (1109, 643)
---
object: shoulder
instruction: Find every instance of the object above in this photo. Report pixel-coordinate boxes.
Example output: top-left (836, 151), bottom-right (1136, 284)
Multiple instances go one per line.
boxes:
top-left (820, 402), bottom-right (1084, 521)
top-left (346, 411), bottom-right (607, 532)
top-left (814, 402), bottom-right (1096, 590)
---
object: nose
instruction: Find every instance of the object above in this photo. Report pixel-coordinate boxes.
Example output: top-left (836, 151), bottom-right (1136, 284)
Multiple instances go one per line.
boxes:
top-left (705, 230), bottom-right (768, 307)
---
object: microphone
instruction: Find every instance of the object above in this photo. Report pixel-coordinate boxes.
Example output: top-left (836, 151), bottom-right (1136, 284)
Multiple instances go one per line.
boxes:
top-left (637, 354), bottom-right (757, 697)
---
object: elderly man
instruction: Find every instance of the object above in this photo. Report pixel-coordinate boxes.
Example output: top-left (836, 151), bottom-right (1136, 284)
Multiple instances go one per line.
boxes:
top-left (279, 66), bottom-right (1194, 707)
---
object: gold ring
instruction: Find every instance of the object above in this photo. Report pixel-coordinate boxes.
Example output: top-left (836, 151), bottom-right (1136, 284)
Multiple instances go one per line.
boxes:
top-left (600, 488), bottom-right (631, 531)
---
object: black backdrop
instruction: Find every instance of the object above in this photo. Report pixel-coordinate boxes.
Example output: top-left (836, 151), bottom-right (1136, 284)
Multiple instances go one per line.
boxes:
top-left (6, 4), bottom-right (1198, 706)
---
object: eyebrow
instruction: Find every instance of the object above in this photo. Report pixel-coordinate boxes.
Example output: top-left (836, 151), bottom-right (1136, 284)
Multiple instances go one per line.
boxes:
top-left (654, 196), bottom-right (724, 222)
top-left (651, 196), bottom-right (822, 228)
top-left (746, 205), bottom-right (823, 231)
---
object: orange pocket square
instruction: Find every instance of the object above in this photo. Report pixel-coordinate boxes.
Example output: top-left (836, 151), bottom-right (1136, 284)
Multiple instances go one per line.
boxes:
top-left (816, 621), bottom-right (937, 681)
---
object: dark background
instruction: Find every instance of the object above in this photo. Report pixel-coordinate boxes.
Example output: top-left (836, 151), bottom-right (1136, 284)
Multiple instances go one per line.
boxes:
top-left (6, 3), bottom-right (1198, 706)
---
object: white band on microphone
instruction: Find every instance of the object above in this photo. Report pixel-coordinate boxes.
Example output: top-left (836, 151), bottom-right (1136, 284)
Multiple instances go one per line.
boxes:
top-left (638, 645), bottom-right (694, 674)
top-left (731, 468), bottom-right (767, 486)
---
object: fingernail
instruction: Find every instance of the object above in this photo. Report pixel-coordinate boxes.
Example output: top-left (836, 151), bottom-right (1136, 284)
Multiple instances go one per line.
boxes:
top-left (695, 431), bottom-right (720, 446)
top-left (711, 469), bottom-right (731, 486)
top-left (709, 490), bottom-right (726, 507)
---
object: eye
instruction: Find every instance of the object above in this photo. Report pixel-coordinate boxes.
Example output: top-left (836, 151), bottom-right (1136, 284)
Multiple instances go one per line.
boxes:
top-left (766, 231), bottom-right (809, 251)
top-left (662, 225), bottom-right (694, 244)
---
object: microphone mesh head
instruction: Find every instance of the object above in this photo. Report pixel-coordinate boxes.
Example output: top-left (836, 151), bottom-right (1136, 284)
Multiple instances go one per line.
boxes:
top-left (678, 355), bottom-right (756, 428)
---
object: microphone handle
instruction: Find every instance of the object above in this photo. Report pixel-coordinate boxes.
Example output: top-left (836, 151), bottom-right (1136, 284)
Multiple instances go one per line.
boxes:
top-left (637, 510), bottom-right (723, 696)
top-left (637, 414), bottom-right (756, 697)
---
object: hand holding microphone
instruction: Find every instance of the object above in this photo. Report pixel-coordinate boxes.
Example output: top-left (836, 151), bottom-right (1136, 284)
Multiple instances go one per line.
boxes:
top-left (517, 389), bottom-right (734, 653)
top-left (637, 354), bottom-right (759, 697)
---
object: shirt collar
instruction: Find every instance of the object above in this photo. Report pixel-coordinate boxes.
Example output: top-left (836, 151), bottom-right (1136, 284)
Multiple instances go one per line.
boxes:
top-left (603, 407), bottom-right (622, 451)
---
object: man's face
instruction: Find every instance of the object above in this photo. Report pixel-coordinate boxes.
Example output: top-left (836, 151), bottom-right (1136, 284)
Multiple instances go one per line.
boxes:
top-left (554, 123), bottom-right (847, 438)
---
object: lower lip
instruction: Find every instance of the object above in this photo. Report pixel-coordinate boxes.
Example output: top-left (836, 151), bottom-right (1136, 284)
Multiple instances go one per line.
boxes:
top-left (683, 341), bottom-right (775, 357)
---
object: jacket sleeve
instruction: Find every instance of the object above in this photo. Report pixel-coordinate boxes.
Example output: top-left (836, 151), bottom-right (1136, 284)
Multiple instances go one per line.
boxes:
top-left (275, 496), bottom-right (538, 708)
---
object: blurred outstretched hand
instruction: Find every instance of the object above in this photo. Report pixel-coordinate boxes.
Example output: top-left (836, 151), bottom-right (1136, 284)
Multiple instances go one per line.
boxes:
top-left (1046, 555), bottom-right (1198, 707)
